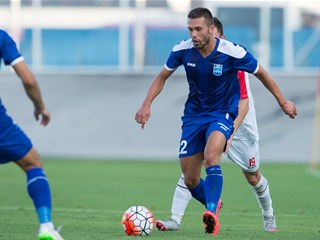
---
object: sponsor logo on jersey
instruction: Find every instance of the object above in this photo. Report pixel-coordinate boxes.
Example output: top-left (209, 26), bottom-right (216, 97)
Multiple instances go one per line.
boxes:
top-left (187, 62), bottom-right (196, 67)
top-left (213, 64), bottom-right (223, 76)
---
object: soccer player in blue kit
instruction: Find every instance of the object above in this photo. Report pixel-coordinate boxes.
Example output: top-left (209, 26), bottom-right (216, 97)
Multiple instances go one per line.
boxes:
top-left (156, 17), bottom-right (279, 234)
top-left (135, 7), bottom-right (297, 235)
top-left (0, 29), bottom-right (64, 240)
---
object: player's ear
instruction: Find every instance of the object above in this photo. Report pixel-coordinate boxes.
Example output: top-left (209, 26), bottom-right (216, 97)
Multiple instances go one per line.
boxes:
top-left (221, 35), bottom-right (226, 39)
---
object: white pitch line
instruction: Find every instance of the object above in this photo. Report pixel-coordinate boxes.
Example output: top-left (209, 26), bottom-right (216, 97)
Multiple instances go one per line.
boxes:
top-left (0, 207), bottom-right (319, 218)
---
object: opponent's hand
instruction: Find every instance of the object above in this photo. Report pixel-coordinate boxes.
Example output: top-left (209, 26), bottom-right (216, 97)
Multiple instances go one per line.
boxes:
top-left (281, 100), bottom-right (297, 119)
top-left (34, 108), bottom-right (51, 126)
top-left (135, 106), bottom-right (150, 129)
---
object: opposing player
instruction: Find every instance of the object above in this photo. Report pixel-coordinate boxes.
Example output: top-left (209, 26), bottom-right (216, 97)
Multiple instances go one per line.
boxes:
top-left (155, 17), bottom-right (278, 233)
top-left (135, 7), bottom-right (297, 235)
top-left (0, 28), bottom-right (64, 240)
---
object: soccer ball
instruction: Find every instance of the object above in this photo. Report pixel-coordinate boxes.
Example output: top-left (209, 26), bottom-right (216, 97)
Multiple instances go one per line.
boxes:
top-left (122, 205), bottom-right (154, 236)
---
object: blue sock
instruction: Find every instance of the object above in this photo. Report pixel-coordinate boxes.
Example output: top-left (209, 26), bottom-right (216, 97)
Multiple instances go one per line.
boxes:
top-left (205, 165), bottom-right (223, 213)
top-left (26, 168), bottom-right (52, 224)
top-left (189, 178), bottom-right (206, 207)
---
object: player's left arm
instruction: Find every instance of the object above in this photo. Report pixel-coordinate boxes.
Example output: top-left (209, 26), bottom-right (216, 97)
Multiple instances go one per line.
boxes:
top-left (12, 60), bottom-right (50, 126)
top-left (254, 65), bottom-right (297, 119)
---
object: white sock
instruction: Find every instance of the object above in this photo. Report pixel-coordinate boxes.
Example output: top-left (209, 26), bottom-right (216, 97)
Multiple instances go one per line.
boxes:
top-left (251, 174), bottom-right (274, 216)
top-left (170, 174), bottom-right (192, 225)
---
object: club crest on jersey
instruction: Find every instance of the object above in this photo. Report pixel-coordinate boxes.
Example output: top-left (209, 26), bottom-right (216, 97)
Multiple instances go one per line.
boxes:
top-left (213, 64), bottom-right (223, 76)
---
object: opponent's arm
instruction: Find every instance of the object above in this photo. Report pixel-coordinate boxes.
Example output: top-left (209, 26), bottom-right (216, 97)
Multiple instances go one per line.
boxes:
top-left (12, 60), bottom-right (50, 126)
top-left (233, 97), bottom-right (249, 133)
top-left (225, 97), bottom-right (249, 152)
top-left (135, 67), bottom-right (173, 129)
top-left (254, 65), bottom-right (297, 119)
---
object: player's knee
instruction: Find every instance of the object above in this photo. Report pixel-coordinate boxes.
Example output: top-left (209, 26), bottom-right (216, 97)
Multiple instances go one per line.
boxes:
top-left (15, 147), bottom-right (43, 171)
top-left (247, 177), bottom-right (259, 186)
top-left (184, 176), bottom-right (200, 189)
top-left (244, 171), bottom-right (260, 186)
top-left (203, 152), bottom-right (220, 166)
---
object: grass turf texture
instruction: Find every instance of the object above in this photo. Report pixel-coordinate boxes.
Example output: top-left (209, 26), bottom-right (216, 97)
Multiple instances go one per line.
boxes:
top-left (0, 159), bottom-right (319, 240)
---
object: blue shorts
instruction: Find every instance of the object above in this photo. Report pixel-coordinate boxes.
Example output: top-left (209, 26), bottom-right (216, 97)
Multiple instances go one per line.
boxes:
top-left (0, 100), bottom-right (32, 164)
top-left (179, 112), bottom-right (234, 158)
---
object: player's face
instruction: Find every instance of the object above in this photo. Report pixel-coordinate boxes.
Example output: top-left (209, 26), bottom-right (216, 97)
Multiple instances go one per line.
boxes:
top-left (187, 17), bottom-right (213, 49)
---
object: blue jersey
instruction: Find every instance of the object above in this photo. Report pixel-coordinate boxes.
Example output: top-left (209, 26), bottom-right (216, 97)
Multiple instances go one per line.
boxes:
top-left (0, 29), bottom-right (31, 164)
top-left (0, 28), bottom-right (23, 67)
top-left (165, 37), bottom-right (259, 119)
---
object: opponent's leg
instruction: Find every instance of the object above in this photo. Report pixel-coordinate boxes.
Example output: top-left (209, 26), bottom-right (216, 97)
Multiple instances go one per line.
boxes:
top-left (156, 174), bottom-right (192, 231)
top-left (243, 170), bottom-right (277, 232)
top-left (156, 153), bottom-right (203, 232)
top-left (170, 174), bottom-right (192, 224)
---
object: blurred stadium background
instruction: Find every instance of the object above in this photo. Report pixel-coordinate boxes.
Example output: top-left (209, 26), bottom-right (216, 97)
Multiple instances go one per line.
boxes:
top-left (0, 0), bottom-right (319, 163)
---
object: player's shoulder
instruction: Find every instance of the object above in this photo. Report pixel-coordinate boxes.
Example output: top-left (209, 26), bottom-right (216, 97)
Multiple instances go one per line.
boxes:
top-left (216, 38), bottom-right (247, 59)
top-left (172, 39), bottom-right (193, 52)
top-left (0, 28), bottom-right (13, 43)
top-left (0, 28), bottom-right (9, 36)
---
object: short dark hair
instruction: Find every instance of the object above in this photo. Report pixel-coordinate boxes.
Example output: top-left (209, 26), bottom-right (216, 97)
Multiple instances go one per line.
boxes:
top-left (188, 7), bottom-right (213, 26)
top-left (212, 17), bottom-right (224, 36)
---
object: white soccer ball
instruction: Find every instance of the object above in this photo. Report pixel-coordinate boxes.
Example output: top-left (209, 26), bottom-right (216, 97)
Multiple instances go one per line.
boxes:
top-left (122, 205), bottom-right (154, 236)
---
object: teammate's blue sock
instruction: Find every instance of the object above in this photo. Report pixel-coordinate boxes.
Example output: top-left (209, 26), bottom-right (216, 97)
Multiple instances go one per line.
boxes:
top-left (26, 168), bottom-right (52, 224)
top-left (205, 165), bottom-right (223, 214)
top-left (189, 178), bottom-right (206, 207)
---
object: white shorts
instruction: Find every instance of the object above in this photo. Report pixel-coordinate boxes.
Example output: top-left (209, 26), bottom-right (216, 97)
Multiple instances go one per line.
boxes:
top-left (226, 138), bottom-right (260, 173)
top-left (225, 72), bottom-right (260, 172)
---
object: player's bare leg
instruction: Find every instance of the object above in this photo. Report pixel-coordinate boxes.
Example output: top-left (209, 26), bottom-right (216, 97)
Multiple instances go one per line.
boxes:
top-left (180, 153), bottom-right (203, 189)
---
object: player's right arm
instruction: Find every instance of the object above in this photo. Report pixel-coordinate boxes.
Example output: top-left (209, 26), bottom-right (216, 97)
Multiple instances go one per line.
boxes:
top-left (135, 67), bottom-right (173, 129)
top-left (12, 61), bottom-right (50, 126)
top-left (0, 29), bottom-right (50, 126)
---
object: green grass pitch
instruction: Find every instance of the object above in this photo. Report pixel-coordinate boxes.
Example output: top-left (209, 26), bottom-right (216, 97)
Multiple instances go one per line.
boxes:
top-left (0, 158), bottom-right (319, 239)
